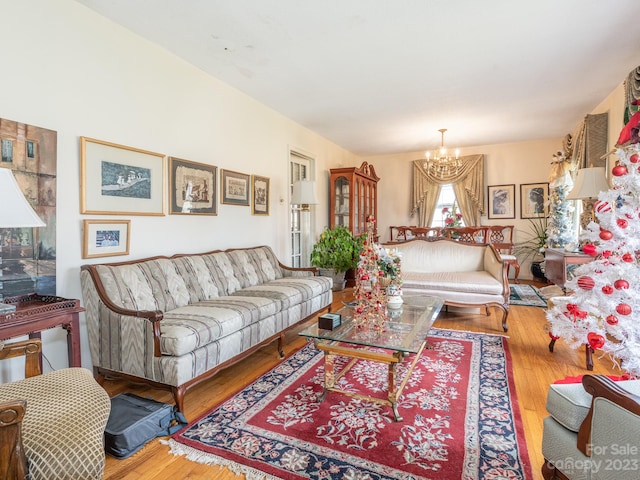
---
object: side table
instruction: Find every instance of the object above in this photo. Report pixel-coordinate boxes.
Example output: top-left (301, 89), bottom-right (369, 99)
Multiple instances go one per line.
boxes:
top-left (0, 293), bottom-right (84, 369)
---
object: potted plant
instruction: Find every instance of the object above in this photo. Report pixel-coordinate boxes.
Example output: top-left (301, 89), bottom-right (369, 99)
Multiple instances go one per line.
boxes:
top-left (310, 226), bottom-right (362, 291)
top-left (515, 217), bottom-right (548, 280)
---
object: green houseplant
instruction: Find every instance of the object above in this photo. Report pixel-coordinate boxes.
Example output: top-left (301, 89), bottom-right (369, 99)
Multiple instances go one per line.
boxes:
top-left (514, 217), bottom-right (548, 280)
top-left (310, 226), bottom-right (362, 291)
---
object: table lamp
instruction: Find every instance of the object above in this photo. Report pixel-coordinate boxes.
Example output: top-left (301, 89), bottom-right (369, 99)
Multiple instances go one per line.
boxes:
top-left (566, 167), bottom-right (609, 201)
top-left (291, 180), bottom-right (318, 211)
top-left (0, 168), bottom-right (46, 313)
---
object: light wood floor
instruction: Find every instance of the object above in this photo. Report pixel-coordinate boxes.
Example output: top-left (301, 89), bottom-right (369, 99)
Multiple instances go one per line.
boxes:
top-left (102, 284), bottom-right (619, 479)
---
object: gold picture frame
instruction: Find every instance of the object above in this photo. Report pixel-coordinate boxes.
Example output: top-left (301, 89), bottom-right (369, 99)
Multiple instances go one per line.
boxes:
top-left (169, 157), bottom-right (217, 215)
top-left (251, 175), bottom-right (269, 216)
top-left (221, 169), bottom-right (250, 206)
top-left (80, 137), bottom-right (166, 215)
top-left (82, 219), bottom-right (131, 259)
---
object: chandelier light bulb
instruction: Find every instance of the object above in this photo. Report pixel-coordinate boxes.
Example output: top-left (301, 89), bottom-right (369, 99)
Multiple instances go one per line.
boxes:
top-left (423, 128), bottom-right (462, 177)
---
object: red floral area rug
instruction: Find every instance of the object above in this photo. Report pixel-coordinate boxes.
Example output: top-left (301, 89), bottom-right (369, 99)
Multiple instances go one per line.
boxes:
top-left (165, 328), bottom-right (533, 479)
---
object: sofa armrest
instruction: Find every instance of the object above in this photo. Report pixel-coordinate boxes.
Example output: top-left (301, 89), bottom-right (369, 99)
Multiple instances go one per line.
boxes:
top-left (81, 265), bottom-right (164, 357)
top-left (278, 262), bottom-right (319, 277)
top-left (484, 245), bottom-right (509, 294)
top-left (577, 374), bottom-right (640, 456)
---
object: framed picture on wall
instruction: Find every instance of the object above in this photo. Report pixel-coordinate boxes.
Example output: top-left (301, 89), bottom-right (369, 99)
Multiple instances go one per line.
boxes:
top-left (80, 137), bottom-right (166, 215)
top-left (169, 157), bottom-right (217, 215)
top-left (221, 169), bottom-right (250, 206)
top-left (487, 184), bottom-right (515, 219)
top-left (251, 175), bottom-right (270, 216)
top-left (82, 219), bottom-right (130, 259)
top-left (520, 182), bottom-right (549, 219)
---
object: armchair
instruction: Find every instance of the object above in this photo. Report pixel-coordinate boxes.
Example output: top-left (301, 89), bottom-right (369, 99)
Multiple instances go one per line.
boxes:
top-left (0, 339), bottom-right (111, 480)
top-left (541, 374), bottom-right (640, 480)
top-left (486, 225), bottom-right (520, 283)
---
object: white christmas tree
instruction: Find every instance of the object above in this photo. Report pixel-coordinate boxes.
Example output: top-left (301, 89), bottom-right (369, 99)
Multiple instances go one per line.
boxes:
top-left (546, 110), bottom-right (640, 376)
top-left (546, 151), bottom-right (576, 249)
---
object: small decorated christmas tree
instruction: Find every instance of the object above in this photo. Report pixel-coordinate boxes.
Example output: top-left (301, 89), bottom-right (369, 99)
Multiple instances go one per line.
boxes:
top-left (353, 216), bottom-right (386, 332)
top-left (546, 106), bottom-right (640, 376)
top-left (546, 150), bottom-right (576, 249)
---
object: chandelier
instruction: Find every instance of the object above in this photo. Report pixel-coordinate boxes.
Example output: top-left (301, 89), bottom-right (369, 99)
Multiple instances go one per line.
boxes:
top-left (423, 128), bottom-right (462, 177)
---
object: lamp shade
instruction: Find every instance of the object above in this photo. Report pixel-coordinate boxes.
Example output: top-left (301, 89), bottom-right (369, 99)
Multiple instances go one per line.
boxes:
top-left (291, 180), bottom-right (318, 205)
top-left (566, 167), bottom-right (609, 200)
top-left (0, 168), bottom-right (45, 227)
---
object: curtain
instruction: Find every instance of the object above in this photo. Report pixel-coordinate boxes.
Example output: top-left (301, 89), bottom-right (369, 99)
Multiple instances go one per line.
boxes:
top-left (572, 112), bottom-right (608, 169)
top-left (624, 66), bottom-right (640, 123)
top-left (412, 154), bottom-right (484, 226)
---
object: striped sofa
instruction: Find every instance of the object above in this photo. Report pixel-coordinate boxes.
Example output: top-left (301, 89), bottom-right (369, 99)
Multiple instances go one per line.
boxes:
top-left (80, 246), bottom-right (332, 414)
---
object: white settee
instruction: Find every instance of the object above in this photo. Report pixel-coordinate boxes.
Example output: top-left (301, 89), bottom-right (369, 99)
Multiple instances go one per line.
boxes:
top-left (80, 245), bottom-right (332, 414)
top-left (383, 239), bottom-right (510, 331)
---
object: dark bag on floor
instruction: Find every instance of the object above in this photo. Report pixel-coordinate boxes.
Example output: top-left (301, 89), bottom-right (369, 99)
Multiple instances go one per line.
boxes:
top-left (104, 393), bottom-right (187, 459)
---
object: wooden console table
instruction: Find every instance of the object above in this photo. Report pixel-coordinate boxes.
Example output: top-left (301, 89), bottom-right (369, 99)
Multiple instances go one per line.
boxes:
top-left (0, 293), bottom-right (84, 368)
top-left (544, 248), bottom-right (592, 292)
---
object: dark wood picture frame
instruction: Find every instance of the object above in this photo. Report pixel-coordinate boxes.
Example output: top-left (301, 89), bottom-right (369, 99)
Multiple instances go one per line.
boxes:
top-left (520, 182), bottom-right (549, 219)
top-left (487, 184), bottom-right (515, 219)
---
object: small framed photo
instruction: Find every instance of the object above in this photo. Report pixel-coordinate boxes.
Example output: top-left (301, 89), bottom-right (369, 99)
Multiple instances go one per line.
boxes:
top-left (251, 175), bottom-right (270, 216)
top-left (487, 184), bottom-right (515, 219)
top-left (521, 182), bottom-right (549, 219)
top-left (221, 169), bottom-right (250, 206)
top-left (82, 220), bottom-right (130, 259)
top-left (169, 157), bottom-right (217, 215)
top-left (80, 137), bottom-right (166, 215)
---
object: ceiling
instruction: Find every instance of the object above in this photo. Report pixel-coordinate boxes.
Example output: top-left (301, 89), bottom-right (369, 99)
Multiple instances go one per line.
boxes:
top-left (75, 0), bottom-right (640, 156)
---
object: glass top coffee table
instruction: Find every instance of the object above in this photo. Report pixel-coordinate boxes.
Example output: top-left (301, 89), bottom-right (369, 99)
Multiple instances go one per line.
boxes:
top-left (299, 295), bottom-right (443, 421)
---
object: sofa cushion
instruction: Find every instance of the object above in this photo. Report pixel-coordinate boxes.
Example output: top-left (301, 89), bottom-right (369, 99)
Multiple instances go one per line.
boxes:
top-left (160, 296), bottom-right (279, 356)
top-left (546, 379), bottom-right (640, 432)
top-left (402, 271), bottom-right (503, 295)
top-left (232, 276), bottom-right (332, 310)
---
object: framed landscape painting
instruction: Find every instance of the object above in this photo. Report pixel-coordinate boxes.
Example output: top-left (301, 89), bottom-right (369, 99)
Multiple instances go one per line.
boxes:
top-left (80, 137), bottom-right (166, 215)
top-left (251, 175), bottom-right (269, 216)
top-left (221, 169), bottom-right (250, 206)
top-left (169, 157), bottom-right (217, 215)
top-left (520, 182), bottom-right (549, 219)
top-left (487, 184), bottom-right (515, 219)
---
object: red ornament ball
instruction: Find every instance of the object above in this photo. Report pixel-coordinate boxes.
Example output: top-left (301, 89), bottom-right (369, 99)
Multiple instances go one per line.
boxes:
top-left (587, 332), bottom-right (605, 350)
top-left (622, 253), bottom-right (635, 263)
top-left (582, 244), bottom-right (598, 256)
top-left (606, 315), bottom-right (619, 325)
top-left (612, 165), bottom-right (629, 176)
top-left (614, 279), bottom-right (630, 290)
top-left (599, 229), bottom-right (613, 241)
top-left (617, 218), bottom-right (629, 229)
top-left (577, 276), bottom-right (595, 290)
top-left (631, 153), bottom-right (640, 164)
top-left (602, 285), bottom-right (614, 294)
top-left (616, 303), bottom-right (632, 316)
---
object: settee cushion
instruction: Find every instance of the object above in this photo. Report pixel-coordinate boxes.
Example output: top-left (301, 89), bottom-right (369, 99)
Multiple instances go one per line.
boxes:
top-left (402, 271), bottom-right (503, 295)
top-left (546, 379), bottom-right (640, 432)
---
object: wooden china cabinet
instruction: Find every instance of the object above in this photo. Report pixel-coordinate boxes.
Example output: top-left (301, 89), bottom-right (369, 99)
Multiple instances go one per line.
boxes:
top-left (329, 161), bottom-right (380, 238)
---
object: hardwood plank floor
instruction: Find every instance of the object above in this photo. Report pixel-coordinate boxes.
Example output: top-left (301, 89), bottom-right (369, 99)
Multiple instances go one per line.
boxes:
top-left (102, 285), bottom-right (620, 479)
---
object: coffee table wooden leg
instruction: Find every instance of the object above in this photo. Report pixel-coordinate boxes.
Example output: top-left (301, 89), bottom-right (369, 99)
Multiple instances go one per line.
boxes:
top-left (319, 352), bottom-right (335, 402)
top-left (388, 362), bottom-right (402, 422)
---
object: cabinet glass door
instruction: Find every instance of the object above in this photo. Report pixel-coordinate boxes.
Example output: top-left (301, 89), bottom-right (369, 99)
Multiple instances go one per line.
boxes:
top-left (334, 176), bottom-right (350, 228)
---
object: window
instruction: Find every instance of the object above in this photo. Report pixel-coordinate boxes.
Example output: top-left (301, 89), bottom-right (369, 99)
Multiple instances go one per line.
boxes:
top-left (430, 184), bottom-right (465, 228)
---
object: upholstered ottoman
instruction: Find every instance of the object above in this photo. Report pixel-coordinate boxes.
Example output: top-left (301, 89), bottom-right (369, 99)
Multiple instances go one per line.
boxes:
top-left (0, 367), bottom-right (111, 480)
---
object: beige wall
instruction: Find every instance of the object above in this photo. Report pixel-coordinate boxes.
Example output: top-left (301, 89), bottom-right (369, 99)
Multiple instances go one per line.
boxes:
top-left (0, 0), bottom-right (359, 379)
